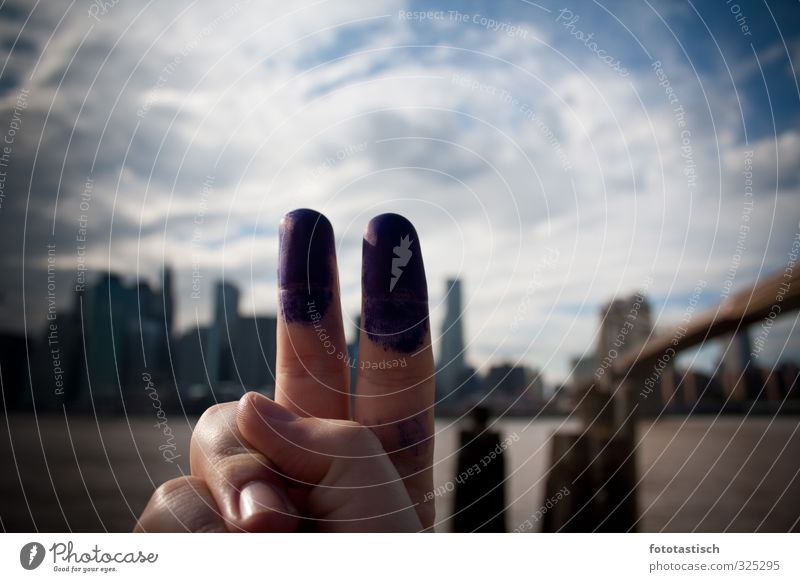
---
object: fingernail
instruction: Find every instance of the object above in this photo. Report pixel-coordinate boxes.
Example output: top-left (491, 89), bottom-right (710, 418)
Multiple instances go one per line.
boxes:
top-left (239, 481), bottom-right (297, 521)
top-left (279, 208), bottom-right (336, 323)
top-left (362, 213), bottom-right (429, 353)
top-left (247, 393), bottom-right (297, 423)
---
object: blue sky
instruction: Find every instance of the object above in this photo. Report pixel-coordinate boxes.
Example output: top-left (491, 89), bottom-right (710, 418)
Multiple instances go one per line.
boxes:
top-left (0, 0), bottom-right (798, 384)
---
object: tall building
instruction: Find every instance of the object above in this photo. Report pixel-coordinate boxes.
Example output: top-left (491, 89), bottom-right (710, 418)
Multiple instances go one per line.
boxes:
top-left (158, 265), bottom-right (176, 376)
top-left (80, 274), bottom-right (135, 404)
top-left (569, 353), bottom-right (598, 386)
top-left (125, 281), bottom-right (168, 381)
top-left (682, 368), bottom-right (725, 412)
top-left (162, 264), bottom-right (175, 337)
top-left (236, 315), bottom-right (277, 393)
top-left (28, 303), bottom-right (85, 410)
top-left (0, 332), bottom-right (28, 408)
top-left (437, 278), bottom-right (467, 400)
top-left (778, 361), bottom-right (800, 400)
top-left (75, 272), bottom-right (173, 410)
top-left (594, 292), bottom-right (656, 419)
top-left (595, 292), bottom-right (653, 387)
top-left (176, 282), bottom-right (280, 404)
top-left (175, 325), bottom-right (212, 393)
top-left (597, 293), bottom-right (652, 363)
top-left (207, 280), bottom-right (240, 385)
top-left (347, 315), bottom-right (361, 399)
top-left (484, 363), bottom-right (542, 414)
top-left (718, 330), bottom-right (762, 401)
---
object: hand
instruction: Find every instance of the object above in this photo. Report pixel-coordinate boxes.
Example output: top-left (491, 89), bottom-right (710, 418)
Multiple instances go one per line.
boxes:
top-left (135, 210), bottom-right (435, 532)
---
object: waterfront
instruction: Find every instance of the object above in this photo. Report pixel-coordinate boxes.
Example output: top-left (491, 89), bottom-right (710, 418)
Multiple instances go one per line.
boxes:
top-left (1, 414), bottom-right (798, 532)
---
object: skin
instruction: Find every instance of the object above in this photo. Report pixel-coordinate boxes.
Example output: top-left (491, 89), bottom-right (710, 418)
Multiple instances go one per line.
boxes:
top-left (135, 210), bottom-right (435, 533)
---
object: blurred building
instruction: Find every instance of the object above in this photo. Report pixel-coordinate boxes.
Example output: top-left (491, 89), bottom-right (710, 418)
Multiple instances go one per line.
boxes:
top-left (760, 360), bottom-right (800, 405)
top-left (162, 265), bottom-right (175, 338)
top-left (207, 281), bottom-right (240, 386)
top-left (125, 280), bottom-right (170, 387)
top-left (596, 292), bottom-right (660, 414)
top-left (718, 330), bottom-right (763, 401)
top-left (347, 315), bottom-right (361, 406)
top-left (484, 363), bottom-right (543, 414)
top-left (0, 332), bottom-right (28, 408)
top-left (569, 353), bottom-right (598, 386)
top-left (437, 365), bottom-right (487, 416)
top-left (596, 292), bottom-right (653, 371)
top-left (437, 278), bottom-right (467, 402)
top-left (778, 360), bottom-right (800, 400)
top-left (457, 365), bottom-right (486, 401)
top-left (175, 325), bottom-right (212, 399)
top-left (682, 368), bottom-right (726, 412)
top-left (67, 271), bottom-right (174, 411)
top-left (80, 274), bottom-right (134, 404)
top-left (176, 282), bottom-right (279, 406)
top-left (236, 315), bottom-right (277, 393)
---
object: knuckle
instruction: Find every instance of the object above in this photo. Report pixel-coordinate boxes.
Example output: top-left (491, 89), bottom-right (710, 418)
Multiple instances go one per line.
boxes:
top-left (190, 402), bottom-right (241, 470)
top-left (138, 477), bottom-right (226, 533)
top-left (196, 402), bottom-right (235, 429)
top-left (358, 364), bottom-right (431, 394)
top-left (276, 351), bottom-right (347, 383)
top-left (331, 421), bottom-right (384, 454)
top-left (238, 390), bottom-right (260, 411)
top-left (211, 450), bottom-right (272, 482)
top-left (150, 476), bottom-right (202, 509)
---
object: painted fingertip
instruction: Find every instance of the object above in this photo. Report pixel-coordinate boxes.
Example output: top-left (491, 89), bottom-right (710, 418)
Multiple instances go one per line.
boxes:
top-left (279, 209), bottom-right (336, 323)
top-left (362, 213), bottom-right (429, 353)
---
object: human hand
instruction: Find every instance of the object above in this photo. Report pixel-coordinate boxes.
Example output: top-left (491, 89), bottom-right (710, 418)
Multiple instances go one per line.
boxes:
top-left (135, 210), bottom-right (435, 532)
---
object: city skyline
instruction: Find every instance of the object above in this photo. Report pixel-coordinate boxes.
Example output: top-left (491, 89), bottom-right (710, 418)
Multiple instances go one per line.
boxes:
top-left (9, 257), bottom-right (800, 389)
top-left (2, 265), bottom-right (797, 417)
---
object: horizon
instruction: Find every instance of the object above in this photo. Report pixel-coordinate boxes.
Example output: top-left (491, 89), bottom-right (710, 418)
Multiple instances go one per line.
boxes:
top-left (8, 262), bottom-right (797, 390)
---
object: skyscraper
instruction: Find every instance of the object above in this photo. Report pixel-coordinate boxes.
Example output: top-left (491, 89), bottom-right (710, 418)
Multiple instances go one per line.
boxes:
top-left (437, 278), bottom-right (466, 401)
top-left (236, 315), bottom-right (277, 392)
top-left (596, 293), bottom-right (652, 364)
top-left (347, 315), bottom-right (361, 398)
top-left (484, 363), bottom-right (542, 414)
top-left (719, 330), bottom-right (762, 401)
top-left (569, 353), bottom-right (599, 387)
top-left (75, 272), bottom-right (171, 410)
top-left (158, 265), bottom-right (176, 381)
top-left (595, 292), bottom-right (656, 419)
top-left (0, 331), bottom-right (28, 408)
top-left (80, 273), bottom-right (136, 405)
top-left (207, 280), bottom-right (240, 386)
top-left (162, 264), bottom-right (175, 338)
top-left (176, 325), bottom-right (212, 393)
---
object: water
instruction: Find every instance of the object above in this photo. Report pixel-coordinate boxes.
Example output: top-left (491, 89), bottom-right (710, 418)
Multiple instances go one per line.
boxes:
top-left (1, 414), bottom-right (798, 532)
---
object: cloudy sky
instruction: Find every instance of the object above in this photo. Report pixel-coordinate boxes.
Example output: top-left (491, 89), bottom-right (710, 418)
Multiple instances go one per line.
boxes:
top-left (1, 0), bottom-right (798, 384)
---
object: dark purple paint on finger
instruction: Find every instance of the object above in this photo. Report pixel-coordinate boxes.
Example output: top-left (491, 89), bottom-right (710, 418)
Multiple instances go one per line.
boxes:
top-left (279, 208), bottom-right (336, 323)
top-left (397, 415), bottom-right (433, 461)
top-left (362, 213), bottom-right (429, 352)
